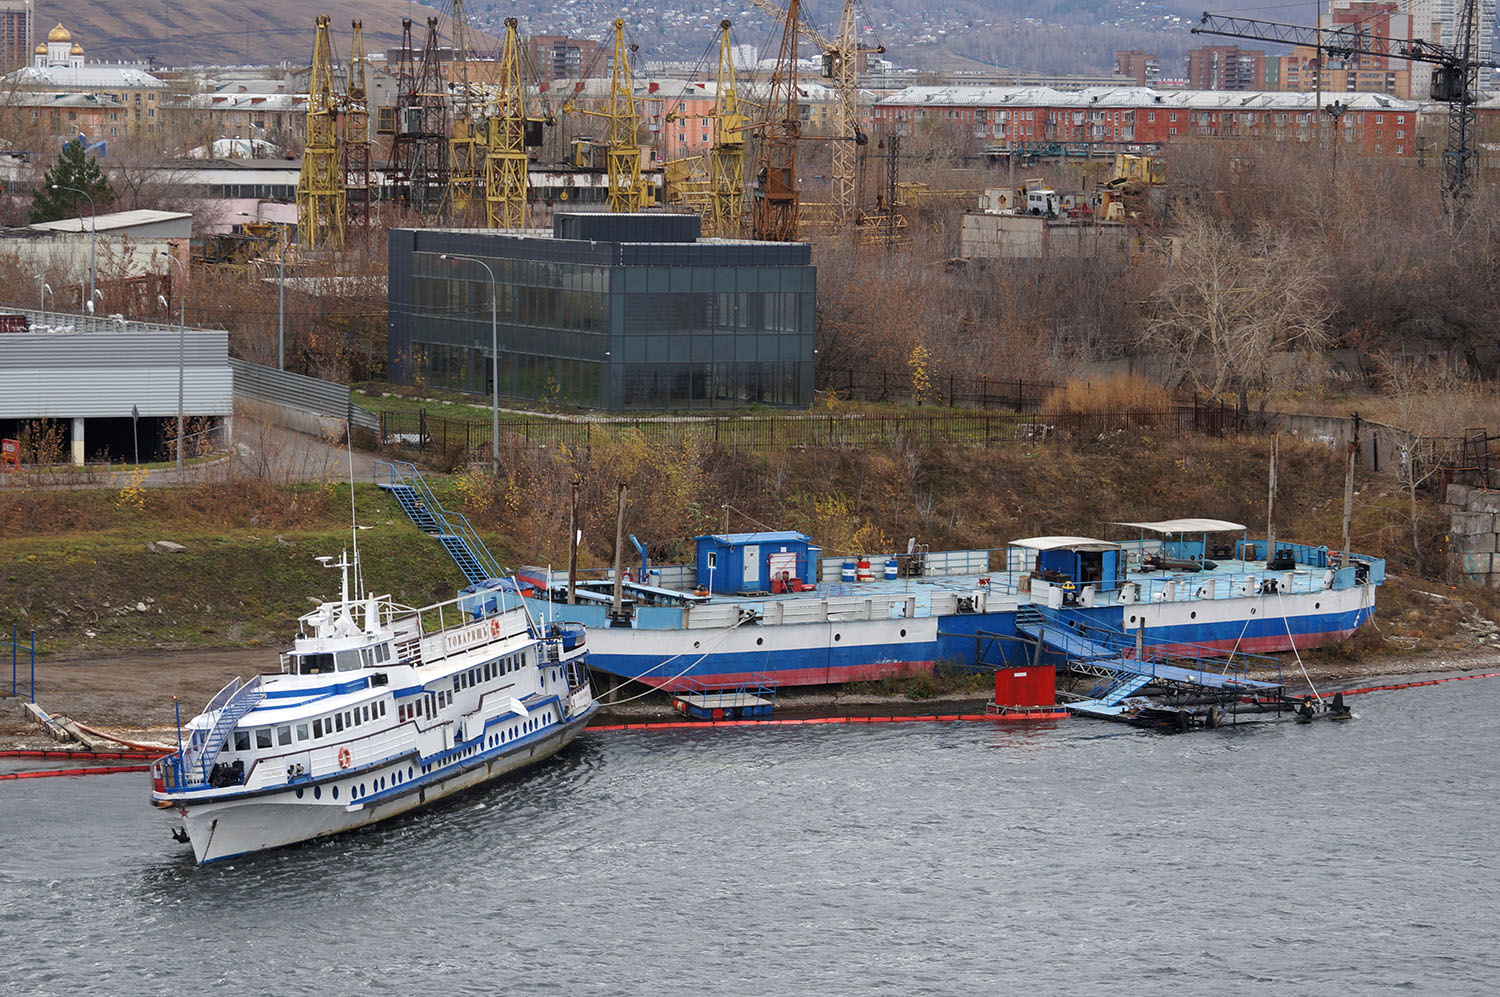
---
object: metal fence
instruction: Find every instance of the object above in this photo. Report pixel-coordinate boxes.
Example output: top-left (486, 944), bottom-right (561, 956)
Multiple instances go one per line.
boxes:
top-left (380, 403), bottom-right (1240, 458)
top-left (817, 368), bottom-right (1062, 410)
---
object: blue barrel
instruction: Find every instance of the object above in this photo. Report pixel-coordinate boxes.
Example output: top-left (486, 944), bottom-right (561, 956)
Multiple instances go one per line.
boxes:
top-left (884, 558), bottom-right (899, 580)
top-left (841, 560), bottom-right (857, 582)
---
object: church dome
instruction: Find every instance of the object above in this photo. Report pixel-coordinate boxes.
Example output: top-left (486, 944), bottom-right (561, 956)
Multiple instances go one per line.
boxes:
top-left (47, 23), bottom-right (71, 43)
top-left (69, 42), bottom-right (84, 55)
top-left (35, 42), bottom-right (46, 54)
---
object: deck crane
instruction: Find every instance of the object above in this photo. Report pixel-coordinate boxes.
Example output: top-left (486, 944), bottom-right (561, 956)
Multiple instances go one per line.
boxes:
top-left (564, 19), bottom-right (647, 212)
top-left (297, 15), bottom-right (345, 250)
top-left (340, 20), bottom-right (372, 229)
top-left (707, 20), bottom-right (747, 236)
top-left (485, 17), bottom-right (542, 229)
top-left (1194, 3), bottom-right (1496, 209)
top-left (748, 0), bottom-right (882, 226)
top-left (753, 0), bottom-right (802, 240)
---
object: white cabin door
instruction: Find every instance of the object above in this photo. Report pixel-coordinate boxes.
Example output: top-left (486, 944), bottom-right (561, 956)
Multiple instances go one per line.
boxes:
top-left (743, 545), bottom-right (759, 588)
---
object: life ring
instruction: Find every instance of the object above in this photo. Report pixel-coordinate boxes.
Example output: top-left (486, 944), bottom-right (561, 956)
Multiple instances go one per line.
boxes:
top-left (337, 747), bottom-right (352, 769)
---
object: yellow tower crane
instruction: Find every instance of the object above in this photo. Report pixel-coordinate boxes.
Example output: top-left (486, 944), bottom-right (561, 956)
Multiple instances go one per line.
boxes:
top-left (565, 19), bottom-right (646, 213)
top-left (484, 17), bottom-right (535, 229)
top-left (447, 0), bottom-right (484, 224)
top-left (297, 15), bottom-right (345, 250)
top-left (707, 19), bottom-right (746, 237)
top-left (341, 20), bottom-right (372, 228)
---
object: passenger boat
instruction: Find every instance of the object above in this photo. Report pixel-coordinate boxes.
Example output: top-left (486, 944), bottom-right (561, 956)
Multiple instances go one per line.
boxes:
top-left (150, 552), bottom-right (594, 863)
top-left (517, 519), bottom-right (1383, 694)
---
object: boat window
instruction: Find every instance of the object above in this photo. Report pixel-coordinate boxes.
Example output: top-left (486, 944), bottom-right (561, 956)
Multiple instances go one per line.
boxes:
top-left (335, 714), bottom-right (344, 732)
top-left (234, 730), bottom-right (250, 751)
top-left (296, 723), bottom-right (309, 741)
top-left (378, 701), bottom-right (386, 717)
top-left (256, 728), bottom-right (273, 749)
top-left (336, 650), bottom-right (363, 672)
top-left (299, 653), bottom-right (334, 675)
top-left (362, 705), bottom-right (371, 723)
top-left (313, 718), bottom-right (323, 738)
top-left (276, 725), bottom-right (292, 746)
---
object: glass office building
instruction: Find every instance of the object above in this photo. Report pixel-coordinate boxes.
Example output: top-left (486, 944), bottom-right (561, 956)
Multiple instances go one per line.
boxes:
top-left (387, 214), bottom-right (816, 410)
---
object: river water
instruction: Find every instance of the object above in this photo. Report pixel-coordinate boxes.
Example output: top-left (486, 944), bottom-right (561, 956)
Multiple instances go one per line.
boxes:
top-left (4, 676), bottom-right (1499, 995)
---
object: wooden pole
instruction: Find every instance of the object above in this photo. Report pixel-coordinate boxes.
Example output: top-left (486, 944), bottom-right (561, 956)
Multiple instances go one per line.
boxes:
top-left (567, 479), bottom-right (578, 605)
top-left (1341, 439), bottom-right (1356, 568)
top-left (1265, 432), bottom-right (1278, 566)
top-left (611, 482), bottom-right (628, 619)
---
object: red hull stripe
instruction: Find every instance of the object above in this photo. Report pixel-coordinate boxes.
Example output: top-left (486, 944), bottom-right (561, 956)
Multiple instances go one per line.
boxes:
top-left (590, 712), bottom-right (1069, 732)
top-left (632, 660), bottom-right (937, 693)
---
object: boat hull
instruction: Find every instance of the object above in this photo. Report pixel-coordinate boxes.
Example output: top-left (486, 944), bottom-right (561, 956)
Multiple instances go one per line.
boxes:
top-left (171, 707), bottom-right (594, 864)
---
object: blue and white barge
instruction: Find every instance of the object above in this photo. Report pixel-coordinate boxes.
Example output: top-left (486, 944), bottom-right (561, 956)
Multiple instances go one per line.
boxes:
top-left (150, 554), bottom-right (594, 863)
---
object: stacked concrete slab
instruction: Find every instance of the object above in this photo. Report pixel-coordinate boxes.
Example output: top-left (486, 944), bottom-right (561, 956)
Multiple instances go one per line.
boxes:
top-left (1444, 484), bottom-right (1500, 586)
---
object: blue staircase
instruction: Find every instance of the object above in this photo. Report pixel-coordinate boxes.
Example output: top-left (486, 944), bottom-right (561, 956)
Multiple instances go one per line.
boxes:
top-left (1098, 673), bottom-right (1151, 706)
top-left (375, 459), bottom-right (504, 586)
top-left (183, 677), bottom-right (265, 785)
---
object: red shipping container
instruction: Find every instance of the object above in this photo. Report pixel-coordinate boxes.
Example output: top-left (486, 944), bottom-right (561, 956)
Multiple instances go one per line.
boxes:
top-left (993, 665), bottom-right (1055, 709)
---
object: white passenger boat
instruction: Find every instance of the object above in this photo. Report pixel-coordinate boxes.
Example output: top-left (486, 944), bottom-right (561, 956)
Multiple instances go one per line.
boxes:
top-left (151, 553), bottom-right (595, 863)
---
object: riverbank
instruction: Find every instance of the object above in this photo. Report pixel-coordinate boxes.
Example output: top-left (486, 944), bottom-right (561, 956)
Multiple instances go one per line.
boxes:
top-left (4, 642), bottom-right (1495, 752)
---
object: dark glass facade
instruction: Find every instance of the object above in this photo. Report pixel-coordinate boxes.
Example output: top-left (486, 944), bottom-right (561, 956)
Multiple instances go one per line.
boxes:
top-left (387, 215), bottom-right (816, 411)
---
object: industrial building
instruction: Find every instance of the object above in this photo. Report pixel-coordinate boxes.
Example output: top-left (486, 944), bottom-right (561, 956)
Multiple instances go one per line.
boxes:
top-left (387, 213), bottom-right (816, 411)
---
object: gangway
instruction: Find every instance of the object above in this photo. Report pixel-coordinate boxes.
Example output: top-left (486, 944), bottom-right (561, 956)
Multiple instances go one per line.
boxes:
top-left (671, 673), bottom-right (779, 720)
top-left (374, 459), bottom-right (504, 586)
top-left (1014, 603), bottom-right (1285, 724)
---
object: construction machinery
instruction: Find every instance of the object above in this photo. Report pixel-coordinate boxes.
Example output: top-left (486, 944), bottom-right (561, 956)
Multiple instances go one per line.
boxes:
top-left (752, 0), bottom-right (802, 241)
top-left (564, 20), bottom-right (647, 212)
top-left (748, 0), bottom-right (881, 226)
top-left (297, 15), bottom-right (345, 250)
top-left (1194, 3), bottom-right (1496, 210)
top-left (388, 17), bottom-right (450, 215)
top-left (341, 20), bottom-right (372, 229)
top-left (707, 20), bottom-right (747, 236)
top-left (447, 0), bottom-right (484, 223)
top-left (485, 17), bottom-right (544, 229)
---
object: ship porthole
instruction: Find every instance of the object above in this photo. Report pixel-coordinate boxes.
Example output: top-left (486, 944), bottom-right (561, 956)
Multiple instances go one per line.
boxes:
top-left (694, 641), bottom-right (700, 648)
top-left (900, 629), bottom-right (907, 637)
top-left (834, 633), bottom-right (842, 642)
top-left (332, 785), bottom-right (339, 800)
top-left (1129, 616), bottom-right (1136, 624)
top-left (314, 786), bottom-right (321, 799)
top-left (295, 788), bottom-right (304, 799)
top-left (1315, 602), bottom-right (1321, 609)
top-left (756, 637), bottom-right (764, 645)
top-left (1250, 608), bottom-right (1256, 615)
top-left (1190, 611), bottom-right (1197, 619)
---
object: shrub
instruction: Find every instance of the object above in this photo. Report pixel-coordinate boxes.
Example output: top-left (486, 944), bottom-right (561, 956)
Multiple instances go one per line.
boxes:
top-left (1040, 373), bottom-right (1173, 415)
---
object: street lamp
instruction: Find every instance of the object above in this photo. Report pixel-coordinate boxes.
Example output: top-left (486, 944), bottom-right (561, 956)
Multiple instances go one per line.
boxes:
top-left (163, 254), bottom-right (187, 476)
top-left (50, 183), bottom-right (96, 306)
top-left (1324, 100), bottom-right (1348, 174)
top-left (32, 275), bottom-right (49, 323)
top-left (438, 253), bottom-right (499, 474)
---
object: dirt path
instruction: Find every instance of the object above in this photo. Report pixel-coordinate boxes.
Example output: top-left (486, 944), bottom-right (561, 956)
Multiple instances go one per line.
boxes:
top-left (4, 643), bottom-right (1497, 751)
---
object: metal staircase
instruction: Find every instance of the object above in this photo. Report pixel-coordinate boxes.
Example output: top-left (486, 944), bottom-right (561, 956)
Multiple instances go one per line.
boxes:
top-left (375, 459), bottom-right (504, 586)
top-left (181, 677), bottom-right (265, 785)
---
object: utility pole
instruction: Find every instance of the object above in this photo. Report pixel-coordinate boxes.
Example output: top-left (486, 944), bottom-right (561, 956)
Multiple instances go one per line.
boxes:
top-left (611, 483), bottom-right (628, 621)
top-left (1265, 432), bottom-right (1278, 567)
top-left (1341, 439), bottom-right (1356, 569)
top-left (567, 479), bottom-right (579, 605)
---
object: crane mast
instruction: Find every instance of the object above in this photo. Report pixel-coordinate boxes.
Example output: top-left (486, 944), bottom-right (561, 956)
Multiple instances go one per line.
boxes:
top-left (753, 0), bottom-right (801, 241)
top-left (604, 19), bottom-right (646, 212)
top-left (297, 15), bottom-right (345, 250)
top-left (1194, 7), bottom-right (1494, 206)
top-left (707, 20), bottom-right (746, 236)
top-left (486, 17), bottom-right (532, 229)
top-left (341, 20), bottom-right (371, 230)
top-left (448, 0), bottom-right (483, 223)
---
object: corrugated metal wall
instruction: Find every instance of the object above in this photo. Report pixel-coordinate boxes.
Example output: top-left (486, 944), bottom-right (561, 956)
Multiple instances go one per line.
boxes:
top-left (229, 358), bottom-right (378, 431)
top-left (0, 327), bottom-right (233, 420)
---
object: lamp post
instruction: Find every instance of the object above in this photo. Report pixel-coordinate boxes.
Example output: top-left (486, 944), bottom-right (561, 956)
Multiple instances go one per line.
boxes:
top-left (163, 254), bottom-right (187, 476)
top-left (33, 275), bottom-right (49, 324)
top-left (438, 253), bottom-right (499, 474)
top-left (50, 183), bottom-right (96, 306)
top-left (1324, 100), bottom-right (1348, 175)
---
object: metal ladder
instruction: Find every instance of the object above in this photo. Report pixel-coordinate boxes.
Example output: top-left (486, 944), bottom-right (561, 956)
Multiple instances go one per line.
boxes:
top-left (375, 459), bottom-right (504, 586)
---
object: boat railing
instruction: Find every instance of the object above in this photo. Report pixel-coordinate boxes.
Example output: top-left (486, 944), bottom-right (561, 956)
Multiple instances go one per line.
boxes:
top-left (1045, 606), bottom-right (1283, 687)
top-left (175, 675), bottom-right (265, 787)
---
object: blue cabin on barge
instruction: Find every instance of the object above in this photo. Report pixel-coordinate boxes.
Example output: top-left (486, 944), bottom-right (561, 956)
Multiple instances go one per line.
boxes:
top-left (695, 531), bottom-right (818, 594)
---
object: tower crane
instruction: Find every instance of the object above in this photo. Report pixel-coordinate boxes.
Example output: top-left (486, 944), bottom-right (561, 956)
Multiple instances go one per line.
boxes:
top-left (1194, 2), bottom-right (1496, 208)
top-left (485, 18), bottom-right (545, 229)
top-left (753, 0), bottom-right (802, 241)
top-left (564, 20), bottom-right (647, 212)
top-left (747, 0), bottom-right (882, 225)
top-left (388, 17), bottom-right (450, 215)
top-left (448, 0), bottom-right (484, 223)
top-left (297, 15), bottom-right (345, 251)
top-left (708, 19), bottom-right (747, 236)
top-left (340, 20), bottom-right (372, 229)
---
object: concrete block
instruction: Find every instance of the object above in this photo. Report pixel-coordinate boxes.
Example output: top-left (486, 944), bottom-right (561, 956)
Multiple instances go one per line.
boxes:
top-left (1453, 532), bottom-right (1498, 554)
top-left (1447, 483), bottom-right (1473, 507)
top-left (1450, 512), bottom-right (1495, 534)
top-left (1440, 503), bottom-right (1463, 517)
top-left (1468, 490), bottom-right (1500, 514)
top-left (1461, 552), bottom-right (1497, 575)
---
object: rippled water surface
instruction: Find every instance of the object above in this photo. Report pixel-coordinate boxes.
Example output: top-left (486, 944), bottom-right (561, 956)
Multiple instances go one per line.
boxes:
top-left (4, 677), bottom-right (1499, 995)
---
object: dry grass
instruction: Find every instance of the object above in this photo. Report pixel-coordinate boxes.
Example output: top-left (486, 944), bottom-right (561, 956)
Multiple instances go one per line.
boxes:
top-left (1040, 374), bottom-right (1175, 416)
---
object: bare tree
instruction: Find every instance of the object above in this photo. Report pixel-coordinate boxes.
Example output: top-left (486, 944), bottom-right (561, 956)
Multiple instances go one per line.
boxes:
top-left (1142, 211), bottom-right (1333, 411)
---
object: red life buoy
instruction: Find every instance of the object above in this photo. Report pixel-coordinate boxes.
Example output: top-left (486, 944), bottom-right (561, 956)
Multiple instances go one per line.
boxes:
top-left (338, 747), bottom-right (352, 769)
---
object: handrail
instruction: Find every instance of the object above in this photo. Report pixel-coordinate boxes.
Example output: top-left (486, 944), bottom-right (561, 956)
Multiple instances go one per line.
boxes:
top-left (377, 459), bottom-right (505, 580)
